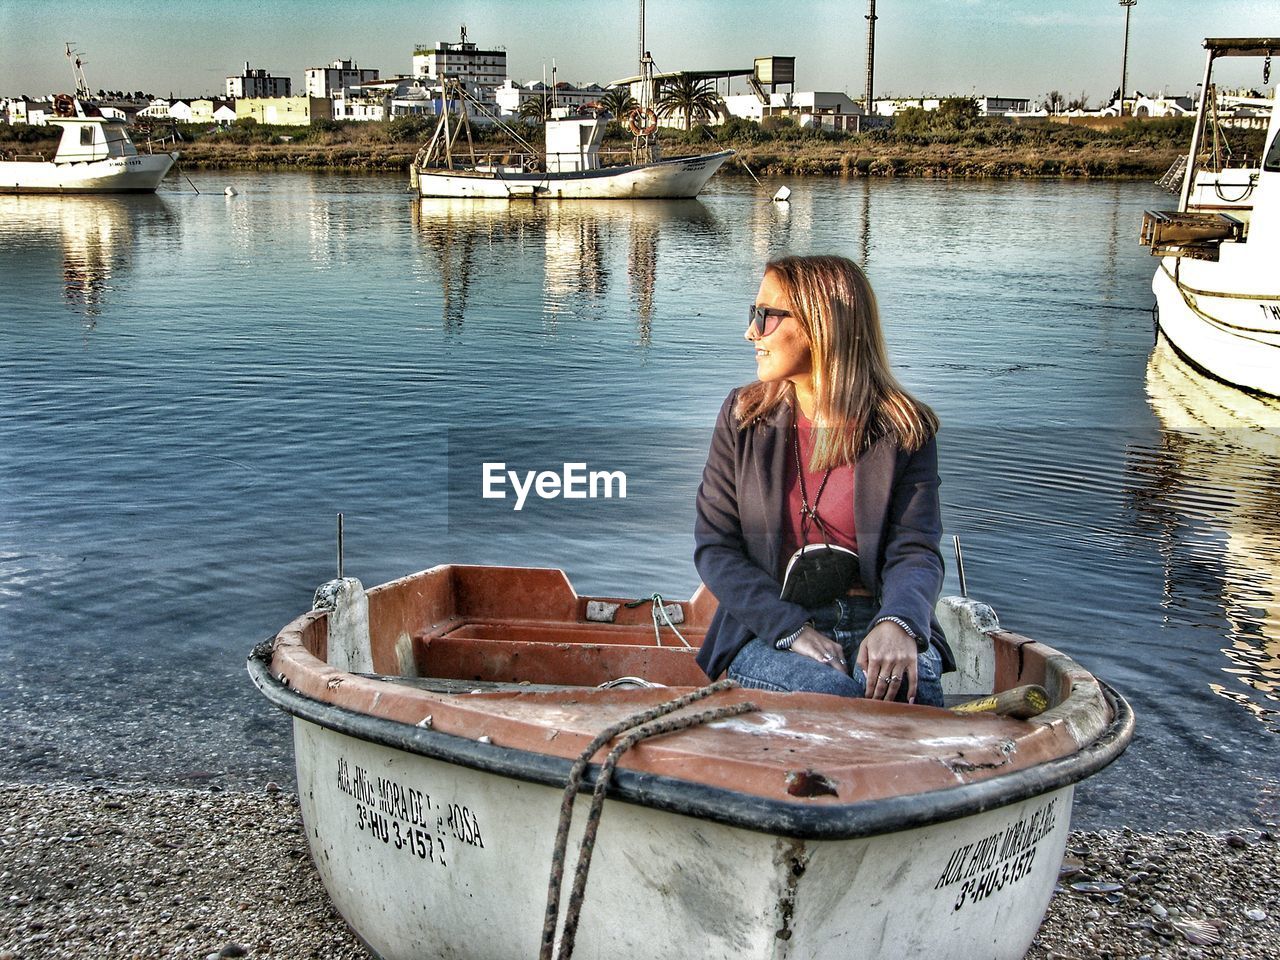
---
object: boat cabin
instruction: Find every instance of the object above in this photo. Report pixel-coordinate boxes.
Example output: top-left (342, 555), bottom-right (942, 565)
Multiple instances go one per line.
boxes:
top-left (544, 114), bottom-right (607, 173)
top-left (49, 107), bottom-right (141, 165)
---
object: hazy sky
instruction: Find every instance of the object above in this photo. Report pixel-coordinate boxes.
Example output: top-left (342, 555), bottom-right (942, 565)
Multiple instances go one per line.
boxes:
top-left (2, 0), bottom-right (1278, 101)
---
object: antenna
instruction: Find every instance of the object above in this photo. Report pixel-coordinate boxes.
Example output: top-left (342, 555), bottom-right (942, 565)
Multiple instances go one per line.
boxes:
top-left (864, 0), bottom-right (877, 114)
top-left (65, 42), bottom-right (91, 99)
top-left (1118, 0), bottom-right (1137, 115)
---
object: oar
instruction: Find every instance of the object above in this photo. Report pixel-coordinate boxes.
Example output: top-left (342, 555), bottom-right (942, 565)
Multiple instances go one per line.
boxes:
top-left (950, 684), bottom-right (1049, 720)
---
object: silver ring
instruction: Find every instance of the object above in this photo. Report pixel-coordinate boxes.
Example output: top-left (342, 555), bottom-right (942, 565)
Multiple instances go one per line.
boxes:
top-left (887, 674), bottom-right (900, 683)
top-left (820, 654), bottom-right (833, 663)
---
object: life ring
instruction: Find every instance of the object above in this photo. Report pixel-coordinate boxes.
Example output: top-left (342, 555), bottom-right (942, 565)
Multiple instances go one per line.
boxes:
top-left (626, 107), bottom-right (659, 136)
top-left (54, 94), bottom-right (76, 118)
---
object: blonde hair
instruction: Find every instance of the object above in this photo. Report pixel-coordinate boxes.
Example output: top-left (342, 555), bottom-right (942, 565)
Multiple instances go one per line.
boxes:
top-left (736, 255), bottom-right (938, 468)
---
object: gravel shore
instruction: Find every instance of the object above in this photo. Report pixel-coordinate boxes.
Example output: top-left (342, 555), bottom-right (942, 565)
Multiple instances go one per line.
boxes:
top-left (2, 783), bottom-right (1276, 959)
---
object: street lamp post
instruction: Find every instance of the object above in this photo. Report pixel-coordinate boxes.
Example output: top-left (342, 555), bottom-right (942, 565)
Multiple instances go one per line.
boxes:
top-left (1119, 0), bottom-right (1137, 116)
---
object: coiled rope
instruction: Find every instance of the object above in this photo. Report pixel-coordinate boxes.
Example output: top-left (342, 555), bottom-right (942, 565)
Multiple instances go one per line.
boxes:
top-left (539, 679), bottom-right (756, 960)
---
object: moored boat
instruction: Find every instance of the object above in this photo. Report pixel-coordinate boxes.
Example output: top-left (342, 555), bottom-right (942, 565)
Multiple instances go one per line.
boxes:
top-left (0, 47), bottom-right (177, 195)
top-left (248, 564), bottom-right (1132, 960)
top-left (1140, 38), bottom-right (1280, 396)
top-left (410, 1), bottom-right (732, 200)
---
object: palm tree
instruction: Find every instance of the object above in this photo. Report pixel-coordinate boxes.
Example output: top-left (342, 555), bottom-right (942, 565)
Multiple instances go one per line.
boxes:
top-left (518, 93), bottom-right (550, 124)
top-left (655, 75), bottom-right (724, 131)
top-left (600, 87), bottom-right (638, 121)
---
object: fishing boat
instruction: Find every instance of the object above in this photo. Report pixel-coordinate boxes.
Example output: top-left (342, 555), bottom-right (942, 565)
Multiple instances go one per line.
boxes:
top-left (1140, 38), bottom-right (1280, 396)
top-left (410, 4), bottom-right (732, 199)
top-left (248, 564), bottom-right (1132, 960)
top-left (0, 47), bottom-right (177, 195)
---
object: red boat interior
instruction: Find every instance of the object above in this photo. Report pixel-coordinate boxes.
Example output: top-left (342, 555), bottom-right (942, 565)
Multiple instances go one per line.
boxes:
top-left (270, 565), bottom-right (1115, 805)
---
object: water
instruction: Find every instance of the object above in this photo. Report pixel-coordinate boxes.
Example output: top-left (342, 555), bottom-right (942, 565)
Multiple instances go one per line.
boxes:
top-left (1, 172), bottom-right (1276, 830)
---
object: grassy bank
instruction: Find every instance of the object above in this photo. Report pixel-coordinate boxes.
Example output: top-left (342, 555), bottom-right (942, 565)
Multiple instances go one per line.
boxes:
top-left (3, 114), bottom-right (1246, 179)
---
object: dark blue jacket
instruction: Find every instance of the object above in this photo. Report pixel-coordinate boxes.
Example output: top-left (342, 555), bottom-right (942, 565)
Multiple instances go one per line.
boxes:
top-left (693, 388), bottom-right (955, 680)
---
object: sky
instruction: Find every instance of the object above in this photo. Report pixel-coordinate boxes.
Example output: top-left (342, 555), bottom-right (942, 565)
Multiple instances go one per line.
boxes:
top-left (2, 0), bottom-right (1278, 103)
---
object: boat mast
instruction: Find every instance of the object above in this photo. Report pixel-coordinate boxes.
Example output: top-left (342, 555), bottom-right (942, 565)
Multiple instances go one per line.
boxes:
top-left (635, 0), bottom-right (655, 163)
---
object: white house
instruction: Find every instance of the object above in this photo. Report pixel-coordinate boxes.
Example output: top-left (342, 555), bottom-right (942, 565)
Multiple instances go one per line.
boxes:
top-left (306, 59), bottom-right (380, 98)
top-left (2, 97), bottom-right (54, 125)
top-left (723, 90), bottom-right (864, 131)
top-left (495, 80), bottom-right (608, 117)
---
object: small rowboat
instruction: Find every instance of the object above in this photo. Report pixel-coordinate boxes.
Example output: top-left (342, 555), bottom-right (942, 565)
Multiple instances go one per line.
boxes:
top-left (248, 564), bottom-right (1132, 960)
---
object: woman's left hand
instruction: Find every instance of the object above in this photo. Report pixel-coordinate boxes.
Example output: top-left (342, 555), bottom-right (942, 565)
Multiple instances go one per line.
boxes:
top-left (856, 620), bottom-right (918, 703)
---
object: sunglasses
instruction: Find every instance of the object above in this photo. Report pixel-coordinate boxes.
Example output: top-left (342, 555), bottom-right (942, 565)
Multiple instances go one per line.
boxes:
top-left (748, 304), bottom-right (792, 337)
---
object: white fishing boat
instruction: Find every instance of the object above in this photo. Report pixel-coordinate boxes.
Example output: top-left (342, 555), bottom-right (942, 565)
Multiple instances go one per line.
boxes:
top-left (249, 564), bottom-right (1132, 960)
top-left (0, 47), bottom-right (177, 195)
top-left (1140, 38), bottom-right (1280, 396)
top-left (410, 3), bottom-right (731, 200)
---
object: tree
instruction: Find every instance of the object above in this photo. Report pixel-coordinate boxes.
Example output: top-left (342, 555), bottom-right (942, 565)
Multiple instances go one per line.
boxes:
top-left (1066, 92), bottom-right (1090, 112)
top-left (600, 87), bottom-right (638, 121)
top-left (935, 97), bottom-right (979, 129)
top-left (518, 93), bottom-right (550, 124)
top-left (1044, 90), bottom-right (1066, 114)
top-left (655, 75), bottom-right (724, 131)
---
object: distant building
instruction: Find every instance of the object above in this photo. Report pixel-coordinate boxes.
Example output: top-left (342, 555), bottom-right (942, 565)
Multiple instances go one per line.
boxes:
top-left (236, 96), bottom-right (331, 126)
top-left (1132, 94), bottom-right (1195, 118)
top-left (227, 62), bottom-right (291, 99)
top-left (872, 95), bottom-right (1030, 117)
top-left (2, 96), bottom-right (54, 126)
top-left (412, 27), bottom-right (506, 107)
top-left (306, 59), bottom-right (380, 98)
top-left (495, 80), bottom-right (607, 117)
top-left (723, 90), bottom-right (864, 131)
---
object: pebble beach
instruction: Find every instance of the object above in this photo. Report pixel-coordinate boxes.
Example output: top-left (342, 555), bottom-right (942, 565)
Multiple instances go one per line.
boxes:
top-left (2, 783), bottom-right (1276, 960)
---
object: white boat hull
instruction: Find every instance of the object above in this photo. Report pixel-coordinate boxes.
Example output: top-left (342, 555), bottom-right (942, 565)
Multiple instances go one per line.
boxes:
top-left (294, 717), bottom-right (1072, 960)
top-left (414, 150), bottom-right (734, 200)
top-left (0, 153), bottom-right (176, 193)
top-left (1152, 257), bottom-right (1280, 396)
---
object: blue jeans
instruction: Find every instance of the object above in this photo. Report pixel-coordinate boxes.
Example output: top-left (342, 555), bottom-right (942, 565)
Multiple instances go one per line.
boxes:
top-left (727, 596), bottom-right (945, 706)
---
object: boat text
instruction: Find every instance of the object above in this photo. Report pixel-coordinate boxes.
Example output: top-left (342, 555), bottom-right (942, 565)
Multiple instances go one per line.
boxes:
top-left (482, 462), bottom-right (627, 511)
top-left (334, 757), bottom-right (487, 869)
top-left (1262, 304), bottom-right (1280, 323)
top-left (933, 797), bottom-right (1059, 912)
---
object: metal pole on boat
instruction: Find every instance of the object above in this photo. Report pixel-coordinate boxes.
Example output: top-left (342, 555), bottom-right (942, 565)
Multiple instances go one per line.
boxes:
top-left (337, 512), bottom-right (344, 580)
top-left (1179, 47), bottom-right (1217, 212)
top-left (953, 534), bottom-right (967, 598)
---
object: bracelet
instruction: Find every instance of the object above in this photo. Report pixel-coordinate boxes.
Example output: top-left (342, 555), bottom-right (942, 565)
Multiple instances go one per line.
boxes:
top-left (774, 619), bottom-right (813, 651)
top-left (872, 615), bottom-right (928, 652)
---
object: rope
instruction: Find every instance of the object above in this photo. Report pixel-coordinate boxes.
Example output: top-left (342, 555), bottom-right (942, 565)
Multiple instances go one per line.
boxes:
top-left (539, 680), bottom-right (752, 960)
top-left (624, 593), bottom-right (693, 648)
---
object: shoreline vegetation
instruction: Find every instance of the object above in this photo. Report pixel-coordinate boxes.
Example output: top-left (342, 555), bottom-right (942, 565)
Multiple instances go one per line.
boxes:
top-left (2, 782), bottom-right (1277, 959)
top-left (4, 113), bottom-right (1251, 180)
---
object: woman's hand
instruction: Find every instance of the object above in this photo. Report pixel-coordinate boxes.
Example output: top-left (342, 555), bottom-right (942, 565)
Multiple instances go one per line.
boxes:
top-left (857, 620), bottom-right (918, 703)
top-left (790, 626), bottom-right (849, 674)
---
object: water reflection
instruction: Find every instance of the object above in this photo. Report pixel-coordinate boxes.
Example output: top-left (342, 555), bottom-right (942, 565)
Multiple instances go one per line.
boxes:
top-left (410, 198), bottom-right (720, 339)
top-left (0, 195), bottom-right (174, 322)
top-left (1135, 338), bottom-right (1280, 731)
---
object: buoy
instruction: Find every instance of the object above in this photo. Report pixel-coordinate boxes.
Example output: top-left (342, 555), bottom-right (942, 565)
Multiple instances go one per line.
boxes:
top-left (224, 186), bottom-right (238, 197)
top-left (772, 186), bottom-right (791, 203)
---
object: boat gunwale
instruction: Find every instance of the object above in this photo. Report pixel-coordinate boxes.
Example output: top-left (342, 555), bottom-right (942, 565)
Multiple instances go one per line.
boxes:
top-left (247, 650), bottom-right (1134, 841)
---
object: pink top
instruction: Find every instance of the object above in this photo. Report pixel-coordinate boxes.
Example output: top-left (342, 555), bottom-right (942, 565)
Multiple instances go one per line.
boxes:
top-left (782, 409), bottom-right (857, 569)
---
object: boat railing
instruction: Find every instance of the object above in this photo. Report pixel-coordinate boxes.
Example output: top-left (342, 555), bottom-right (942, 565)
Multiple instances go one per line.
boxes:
top-left (139, 135), bottom-right (180, 154)
top-left (6, 151), bottom-right (48, 162)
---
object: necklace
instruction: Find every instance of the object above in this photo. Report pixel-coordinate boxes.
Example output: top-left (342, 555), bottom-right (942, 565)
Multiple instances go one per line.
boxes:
top-left (793, 422), bottom-right (832, 543)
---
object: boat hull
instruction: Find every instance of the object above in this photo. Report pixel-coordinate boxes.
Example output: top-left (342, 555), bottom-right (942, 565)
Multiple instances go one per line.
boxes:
top-left (413, 150), bottom-right (734, 200)
top-left (294, 717), bottom-right (1073, 960)
top-left (1152, 257), bottom-right (1280, 397)
top-left (0, 153), bottom-right (177, 193)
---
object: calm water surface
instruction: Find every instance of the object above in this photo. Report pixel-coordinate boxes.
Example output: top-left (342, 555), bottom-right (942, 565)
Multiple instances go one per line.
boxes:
top-left (1, 172), bottom-right (1276, 830)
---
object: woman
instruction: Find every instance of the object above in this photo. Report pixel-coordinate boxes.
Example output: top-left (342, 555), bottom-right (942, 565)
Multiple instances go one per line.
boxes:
top-left (694, 255), bottom-right (954, 705)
